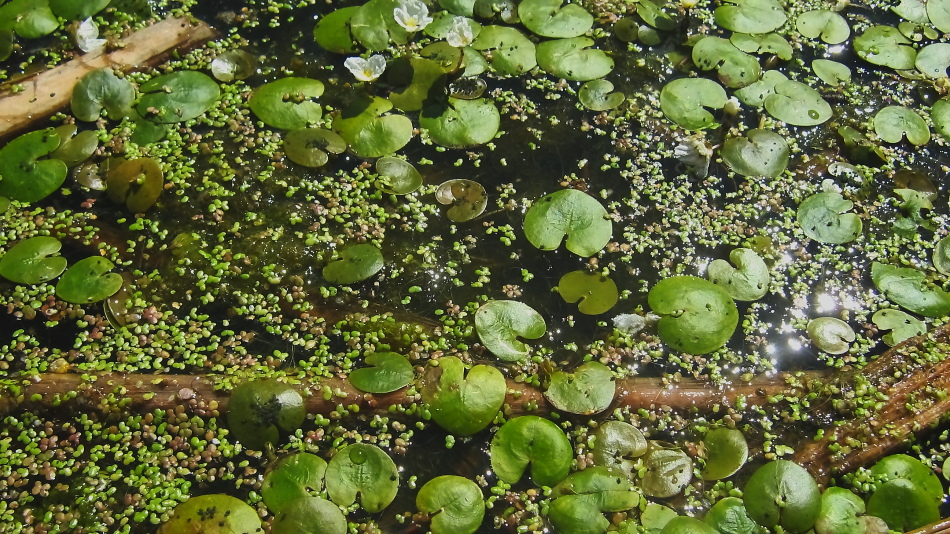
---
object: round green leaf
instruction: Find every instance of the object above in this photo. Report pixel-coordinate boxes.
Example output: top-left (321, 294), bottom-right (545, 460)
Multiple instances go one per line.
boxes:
top-left (933, 98), bottom-right (950, 142)
top-left (871, 454), bottom-right (943, 503)
top-left (866, 479), bottom-right (940, 532)
top-left (420, 98), bottom-right (500, 148)
top-left (313, 6), bottom-right (359, 54)
top-left (0, 128), bottom-right (68, 203)
top-left (660, 78), bottom-right (727, 130)
top-left (648, 276), bottom-right (739, 355)
top-left (322, 243), bottom-right (384, 285)
top-left (158, 494), bottom-right (262, 534)
top-left (764, 80), bottom-right (832, 126)
top-left (50, 125), bottom-right (97, 167)
top-left (692, 37), bottom-right (761, 89)
top-left (523, 189), bottom-right (612, 257)
top-left (544, 361), bottom-right (615, 415)
top-left (700, 428), bottom-right (748, 480)
top-left (435, 179), bottom-right (488, 222)
top-left (661, 516), bottom-right (718, 534)
top-left (475, 300), bottom-right (546, 361)
top-left (349, 352), bottom-right (413, 393)
top-left (71, 68), bottom-right (135, 122)
top-left (536, 37), bottom-right (614, 81)
top-left (263, 453), bottom-right (329, 515)
top-left (796, 191), bottom-right (862, 244)
top-left (105, 158), bottom-right (164, 213)
top-left (211, 49), bottom-right (258, 82)
top-left (421, 356), bottom-right (506, 435)
top-left (350, 0), bottom-right (408, 51)
top-left (893, 0), bottom-right (929, 23)
top-left (806, 317), bottom-right (855, 354)
top-left (874, 106), bottom-right (930, 145)
top-left (796, 10), bottom-right (850, 44)
top-left (272, 496), bottom-right (347, 534)
top-left (812, 59), bottom-right (851, 86)
top-left (721, 129), bottom-right (788, 178)
top-left (136, 71), bottom-right (220, 124)
top-left (549, 467), bottom-right (640, 533)
top-left (590, 421), bottom-right (647, 477)
top-left (704, 497), bottom-right (762, 534)
top-left (55, 256), bottom-right (122, 304)
top-left (375, 157), bottom-right (422, 194)
top-left (814, 487), bottom-right (877, 534)
top-left (250, 77), bottom-right (325, 130)
top-left (871, 262), bottom-right (950, 317)
top-left (0, 236), bottom-right (67, 284)
top-left (578, 79), bottom-right (624, 111)
top-left (0, 0), bottom-right (58, 39)
top-left (707, 247), bottom-right (770, 301)
top-left (730, 32), bottom-right (793, 60)
top-left (557, 270), bottom-right (619, 315)
top-left (743, 460), bottom-right (821, 533)
top-left (546, 496), bottom-right (609, 534)
top-left (472, 26), bottom-right (537, 76)
top-left (326, 443), bottom-right (398, 513)
top-left (934, 235), bottom-right (950, 275)
top-left (518, 0), bottom-right (593, 38)
top-left (227, 379), bottom-right (305, 451)
top-left (284, 128), bottom-right (346, 168)
top-left (734, 70), bottom-right (787, 107)
top-left (640, 441), bottom-right (693, 498)
top-left (915, 43), bottom-right (950, 78)
top-left (49, 0), bottom-right (110, 20)
top-left (927, 0), bottom-right (950, 32)
top-left (642, 504), bottom-right (679, 533)
top-left (332, 96), bottom-right (413, 157)
top-left (388, 57), bottom-right (448, 112)
top-left (871, 309), bottom-right (926, 346)
top-left (854, 26), bottom-right (916, 70)
top-left (490, 415), bottom-right (572, 486)
top-left (714, 0), bottom-right (786, 34)
top-left (417, 476), bottom-right (485, 534)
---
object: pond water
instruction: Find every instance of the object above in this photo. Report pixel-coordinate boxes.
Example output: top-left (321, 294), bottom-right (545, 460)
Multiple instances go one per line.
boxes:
top-left (0, 0), bottom-right (949, 531)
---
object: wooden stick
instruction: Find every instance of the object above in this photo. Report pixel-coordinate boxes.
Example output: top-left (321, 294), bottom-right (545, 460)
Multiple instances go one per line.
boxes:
top-left (0, 17), bottom-right (218, 140)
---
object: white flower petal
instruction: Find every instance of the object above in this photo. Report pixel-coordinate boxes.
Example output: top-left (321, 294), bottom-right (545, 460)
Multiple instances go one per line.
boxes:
top-left (446, 17), bottom-right (474, 48)
top-left (344, 55), bottom-right (387, 82)
top-left (76, 18), bottom-right (107, 54)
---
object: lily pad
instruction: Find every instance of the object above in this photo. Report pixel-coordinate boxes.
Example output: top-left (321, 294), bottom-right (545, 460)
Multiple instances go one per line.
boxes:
top-left (704, 497), bottom-right (762, 534)
top-left (814, 487), bottom-right (885, 534)
top-left (934, 98), bottom-right (950, 142)
top-left (55, 256), bottom-right (122, 304)
top-left (71, 68), bottom-right (135, 121)
top-left (893, 0), bottom-right (929, 23)
top-left (796, 10), bottom-right (850, 44)
top-left (660, 78), bottom-right (727, 130)
top-left (435, 179), bottom-right (488, 222)
top-left (707, 248), bottom-right (770, 302)
top-left (349, 352), bottom-right (413, 393)
top-left (375, 157), bottom-right (423, 194)
top-left (637, 0), bottom-right (676, 30)
top-left (0, 128), bottom-right (68, 203)
top-left (662, 517), bottom-right (718, 534)
top-left (417, 476), bottom-right (485, 534)
top-left (871, 262), bottom-right (950, 317)
top-left (642, 504), bottom-right (678, 533)
top-left (313, 6), bottom-right (359, 54)
top-left (536, 37), bottom-right (614, 81)
top-left (557, 270), bottom-right (619, 315)
top-left (928, 0), bottom-right (950, 32)
top-left (872, 309), bottom-right (926, 346)
top-left (0, 236), bottom-right (67, 285)
top-left (421, 356), bottom-right (506, 435)
top-left (915, 43), bottom-right (950, 78)
top-left (490, 415), bottom-right (572, 486)
top-left (283, 128), bottom-right (346, 168)
top-left (262, 453), bottom-right (328, 514)
top-left (744, 460), bottom-right (820, 533)
top-left (475, 300), bottom-right (545, 361)
top-left (548, 467), bottom-right (640, 534)
top-left (0, 0), bottom-right (58, 39)
top-left (692, 36), bottom-right (761, 89)
top-left (523, 189), bottom-right (612, 257)
top-left (471, 26), bottom-right (537, 76)
top-left (764, 80), bottom-right (832, 126)
top-left (211, 49), bottom-right (259, 82)
top-left (812, 59), bottom-right (851, 86)
top-left (387, 56), bottom-right (448, 112)
top-left (325, 443), bottom-right (399, 513)
top-left (934, 235), bottom-right (950, 275)
top-left (730, 32), bottom-right (793, 60)
top-left (648, 276), bottom-right (739, 355)
top-left (640, 441), bottom-right (693, 498)
top-left (158, 494), bottom-right (262, 534)
top-left (332, 96), bottom-right (413, 157)
top-left (700, 428), bottom-right (748, 480)
top-left (544, 361), bottom-right (615, 414)
top-left (874, 106), bottom-right (930, 145)
top-left (518, 0), bottom-right (593, 38)
top-left (734, 69), bottom-right (787, 107)
top-left (578, 79), bottom-right (624, 111)
top-left (591, 421), bottom-right (648, 477)
top-left (105, 158), bottom-right (164, 213)
top-left (136, 71), bottom-right (220, 124)
top-left (50, 125), bottom-right (97, 167)
top-left (721, 129), bottom-right (788, 178)
top-left (866, 479), bottom-right (940, 532)
top-left (49, 0), bottom-right (111, 20)
top-left (420, 98), bottom-right (500, 148)
top-left (272, 497), bottom-right (347, 534)
top-left (854, 26), bottom-right (916, 70)
top-left (350, 0), bottom-right (409, 51)
top-left (227, 379), bottom-right (305, 451)
top-left (806, 317), bottom-right (855, 355)
top-left (714, 0), bottom-right (786, 34)
top-left (250, 77), bottom-right (325, 130)
top-left (796, 191), bottom-right (862, 244)
top-left (871, 454), bottom-right (943, 503)
top-left (322, 243), bottom-right (384, 285)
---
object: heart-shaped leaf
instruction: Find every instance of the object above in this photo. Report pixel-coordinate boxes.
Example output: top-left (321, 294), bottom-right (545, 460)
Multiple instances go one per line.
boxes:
top-left (872, 309), bottom-right (926, 346)
top-left (375, 156), bottom-right (423, 194)
top-left (536, 37), bottom-right (614, 81)
top-left (714, 0), bottom-right (786, 34)
top-left (518, 0), bottom-right (593, 38)
top-left (548, 467), bottom-right (640, 533)
top-left (421, 356), bottom-right (506, 435)
top-left (660, 78), bottom-right (727, 130)
top-left (743, 460), bottom-right (821, 533)
top-left (283, 128), bottom-right (346, 168)
top-left (272, 496), bottom-right (347, 534)
top-left (734, 70), bottom-right (787, 107)
top-left (322, 243), bottom-right (384, 285)
top-left (50, 125), bottom-right (97, 167)
top-left (250, 77), bottom-right (325, 130)
top-left (812, 59), bottom-right (851, 86)
top-left (640, 441), bottom-right (693, 498)
top-left (927, 0), bottom-right (950, 32)
top-left (648, 276), bottom-right (738, 355)
top-left (262, 453), bottom-right (329, 515)
top-left (0, 128), bottom-right (68, 203)
top-left (475, 300), bottom-right (545, 361)
top-left (349, 352), bottom-right (413, 393)
top-left (523, 189), bottom-right (612, 257)
top-left (556, 270), bottom-right (619, 315)
top-left (490, 415), bottom-right (572, 486)
top-left (471, 26), bottom-right (537, 75)
top-left (105, 158), bottom-right (164, 213)
top-left (158, 494), bottom-right (262, 534)
top-left (544, 361), bottom-right (615, 415)
top-left (854, 26), bottom-right (916, 70)
top-left (663, 517), bottom-right (719, 534)
top-left (874, 106), bottom-right (930, 145)
top-left (700, 428), bottom-right (748, 480)
top-left (934, 235), bottom-right (950, 275)
top-left (590, 421), bottom-right (647, 477)
top-left (0, 236), bottom-right (67, 284)
top-left (871, 454), bottom-right (943, 503)
top-left (211, 49), bottom-right (258, 82)
top-left (325, 443), bottom-right (399, 513)
top-left (796, 191), bottom-right (862, 244)
top-left (871, 262), bottom-right (950, 318)
top-left (704, 498), bottom-right (760, 534)
top-left (332, 96), bottom-right (413, 157)
top-left (313, 5), bottom-right (359, 53)
top-left (796, 10), bottom-right (850, 44)
top-left (136, 71), bottom-right (220, 124)
top-left (764, 80), bottom-right (832, 126)
top-left (807, 317), bottom-right (855, 354)
top-left (915, 43), bottom-right (950, 78)
top-left (420, 98), bottom-right (500, 148)
top-left (435, 179), bottom-right (488, 221)
top-left (350, 0), bottom-right (408, 51)
top-left (866, 479), bottom-right (939, 532)
top-left (721, 129), bottom-right (789, 178)
top-left (707, 247), bottom-right (770, 301)
top-left (49, 0), bottom-right (111, 20)
top-left (416, 476), bottom-right (485, 534)
top-left (0, 0), bottom-right (58, 39)
top-left (55, 256), bottom-right (123, 304)
top-left (387, 56), bottom-right (448, 112)
top-left (227, 379), bottom-right (305, 451)
top-left (71, 68), bottom-right (135, 121)
top-left (730, 32), bottom-right (793, 60)
top-left (578, 79), bottom-right (624, 111)
top-left (692, 36), bottom-right (761, 89)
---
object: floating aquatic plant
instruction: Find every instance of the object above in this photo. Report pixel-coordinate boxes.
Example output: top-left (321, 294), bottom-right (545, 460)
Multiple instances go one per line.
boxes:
top-left (325, 443), bottom-right (399, 513)
top-left (421, 356), bottom-right (506, 435)
top-left (474, 299), bottom-right (545, 361)
top-left (0, 236), bottom-right (67, 285)
top-left (490, 415), bottom-right (572, 486)
top-left (543, 361), bottom-right (614, 414)
top-left (0, 128), bottom-right (67, 203)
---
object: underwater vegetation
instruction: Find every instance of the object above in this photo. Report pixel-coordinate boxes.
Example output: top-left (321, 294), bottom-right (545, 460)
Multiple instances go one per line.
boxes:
top-left (1, 0), bottom-right (950, 532)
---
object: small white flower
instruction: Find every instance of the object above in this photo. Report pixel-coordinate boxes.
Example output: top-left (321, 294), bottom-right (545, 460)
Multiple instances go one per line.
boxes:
top-left (393, 0), bottom-right (433, 32)
top-left (446, 16), bottom-right (474, 48)
top-left (344, 54), bottom-right (387, 82)
top-left (75, 18), bottom-right (107, 54)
